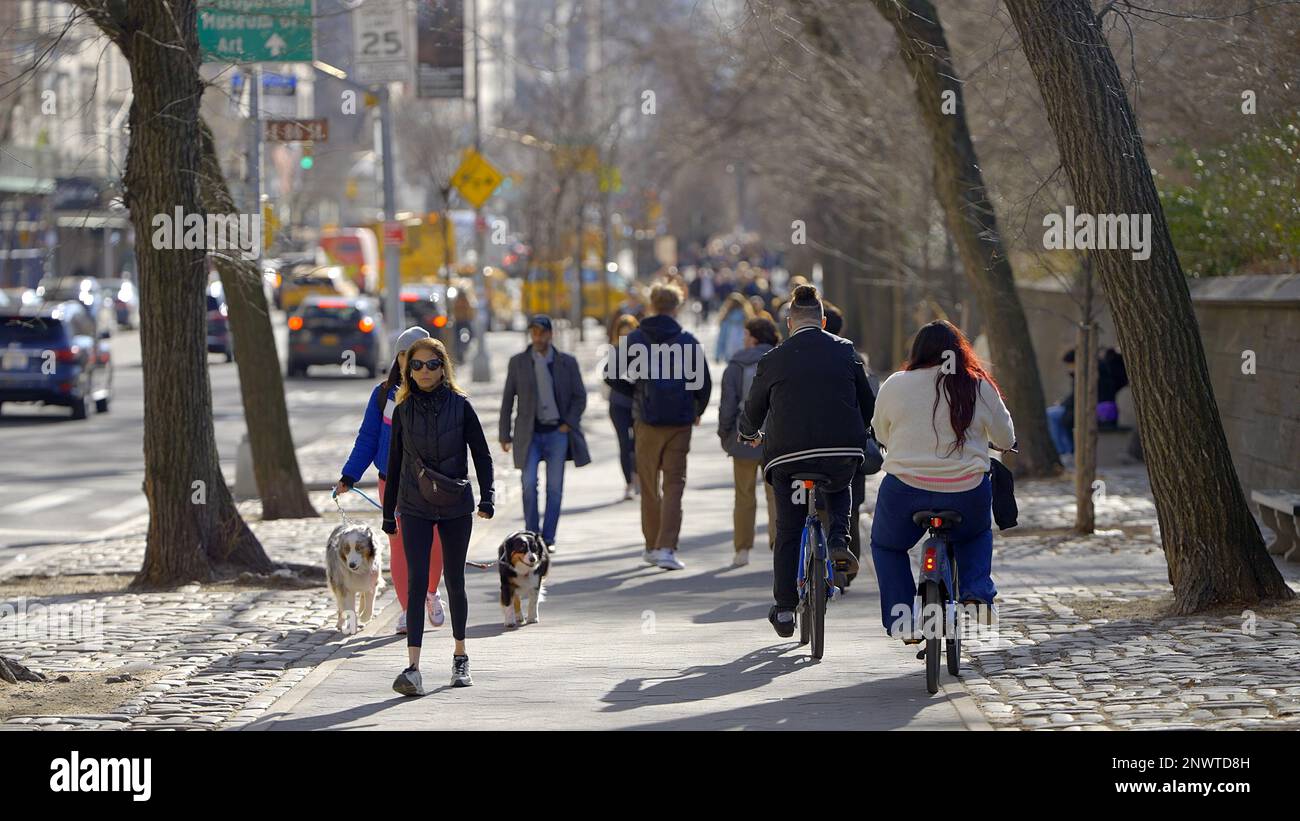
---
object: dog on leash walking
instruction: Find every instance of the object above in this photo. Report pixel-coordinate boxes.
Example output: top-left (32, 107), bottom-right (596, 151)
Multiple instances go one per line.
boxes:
top-left (499, 530), bottom-right (549, 629)
top-left (325, 522), bottom-right (384, 635)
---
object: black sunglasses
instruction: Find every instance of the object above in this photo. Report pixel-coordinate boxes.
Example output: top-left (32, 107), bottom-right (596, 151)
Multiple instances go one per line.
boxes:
top-left (409, 358), bottom-right (443, 371)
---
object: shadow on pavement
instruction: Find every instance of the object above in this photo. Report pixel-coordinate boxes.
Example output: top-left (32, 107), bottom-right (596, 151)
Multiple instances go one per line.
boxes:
top-left (620, 671), bottom-right (937, 730)
top-left (600, 644), bottom-right (809, 712)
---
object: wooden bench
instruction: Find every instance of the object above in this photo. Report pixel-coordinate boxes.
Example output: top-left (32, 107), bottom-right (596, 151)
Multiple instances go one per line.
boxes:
top-left (1252, 490), bottom-right (1300, 562)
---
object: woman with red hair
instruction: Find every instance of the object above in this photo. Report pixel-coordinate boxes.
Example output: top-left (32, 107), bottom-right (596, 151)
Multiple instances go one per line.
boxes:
top-left (869, 320), bottom-right (1016, 641)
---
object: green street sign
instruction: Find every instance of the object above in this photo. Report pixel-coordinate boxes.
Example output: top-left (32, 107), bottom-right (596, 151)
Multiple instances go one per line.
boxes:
top-left (199, 0), bottom-right (314, 63)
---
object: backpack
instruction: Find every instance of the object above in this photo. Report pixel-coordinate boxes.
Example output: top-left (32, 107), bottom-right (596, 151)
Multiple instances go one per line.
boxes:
top-left (639, 330), bottom-right (698, 426)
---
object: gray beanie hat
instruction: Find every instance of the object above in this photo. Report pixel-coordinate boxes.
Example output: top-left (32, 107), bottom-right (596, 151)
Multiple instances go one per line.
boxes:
top-left (394, 325), bottom-right (431, 357)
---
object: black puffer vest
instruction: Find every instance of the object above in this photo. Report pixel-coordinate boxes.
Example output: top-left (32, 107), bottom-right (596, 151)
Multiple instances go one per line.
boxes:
top-left (396, 382), bottom-right (474, 519)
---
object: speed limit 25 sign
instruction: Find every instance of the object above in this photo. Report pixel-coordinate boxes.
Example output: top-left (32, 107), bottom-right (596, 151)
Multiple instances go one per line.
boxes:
top-left (352, 0), bottom-right (412, 85)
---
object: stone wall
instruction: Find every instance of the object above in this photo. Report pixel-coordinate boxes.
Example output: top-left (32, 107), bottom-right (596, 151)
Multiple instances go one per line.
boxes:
top-left (1014, 274), bottom-right (1300, 500)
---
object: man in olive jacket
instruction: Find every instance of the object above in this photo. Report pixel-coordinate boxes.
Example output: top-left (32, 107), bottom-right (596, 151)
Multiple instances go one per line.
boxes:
top-left (499, 315), bottom-right (590, 549)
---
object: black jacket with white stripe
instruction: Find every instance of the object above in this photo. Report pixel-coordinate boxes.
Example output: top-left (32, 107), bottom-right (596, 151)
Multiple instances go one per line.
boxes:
top-left (738, 325), bottom-right (875, 485)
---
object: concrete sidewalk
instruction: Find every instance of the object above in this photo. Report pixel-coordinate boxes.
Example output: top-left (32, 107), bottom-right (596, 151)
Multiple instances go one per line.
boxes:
top-left (247, 370), bottom-right (982, 731)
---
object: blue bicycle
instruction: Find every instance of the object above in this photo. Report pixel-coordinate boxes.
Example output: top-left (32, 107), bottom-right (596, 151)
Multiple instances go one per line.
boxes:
top-left (792, 472), bottom-right (841, 659)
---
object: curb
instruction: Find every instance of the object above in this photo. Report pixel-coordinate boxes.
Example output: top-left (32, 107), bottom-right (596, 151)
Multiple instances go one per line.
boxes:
top-left (941, 678), bottom-right (996, 731)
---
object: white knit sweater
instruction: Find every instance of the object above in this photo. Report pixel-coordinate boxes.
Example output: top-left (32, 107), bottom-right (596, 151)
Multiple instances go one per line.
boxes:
top-left (871, 366), bottom-right (1016, 492)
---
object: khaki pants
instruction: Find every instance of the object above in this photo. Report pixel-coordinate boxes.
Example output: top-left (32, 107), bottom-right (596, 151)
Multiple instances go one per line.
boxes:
top-left (733, 457), bottom-right (776, 552)
top-left (635, 421), bottom-right (692, 550)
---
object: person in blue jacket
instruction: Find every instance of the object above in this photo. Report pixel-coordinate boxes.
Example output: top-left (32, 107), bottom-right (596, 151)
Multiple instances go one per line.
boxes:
top-left (337, 326), bottom-right (445, 635)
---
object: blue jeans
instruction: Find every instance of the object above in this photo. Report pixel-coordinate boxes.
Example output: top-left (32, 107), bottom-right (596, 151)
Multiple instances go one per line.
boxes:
top-left (869, 473), bottom-right (996, 635)
top-left (1046, 404), bottom-right (1073, 455)
top-left (522, 428), bottom-right (568, 545)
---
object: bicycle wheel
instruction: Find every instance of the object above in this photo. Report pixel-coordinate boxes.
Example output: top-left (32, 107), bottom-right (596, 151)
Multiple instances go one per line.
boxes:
top-left (810, 539), bottom-right (827, 660)
top-left (946, 615), bottom-right (961, 676)
top-left (947, 559), bottom-right (961, 676)
top-left (797, 528), bottom-right (811, 646)
top-left (922, 580), bottom-right (942, 694)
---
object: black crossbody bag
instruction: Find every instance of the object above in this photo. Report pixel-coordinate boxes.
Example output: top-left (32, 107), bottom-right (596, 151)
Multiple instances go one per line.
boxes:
top-left (409, 402), bottom-right (469, 506)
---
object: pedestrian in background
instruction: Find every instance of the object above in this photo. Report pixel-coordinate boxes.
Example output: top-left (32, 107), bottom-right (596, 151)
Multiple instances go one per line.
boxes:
top-left (718, 316), bottom-right (778, 567)
top-left (715, 292), bottom-right (753, 364)
top-left (605, 313), bottom-right (640, 500)
top-left (615, 282), bottom-right (712, 571)
top-left (500, 315), bottom-right (590, 552)
top-left (385, 337), bottom-right (495, 694)
top-left (337, 326), bottom-right (445, 635)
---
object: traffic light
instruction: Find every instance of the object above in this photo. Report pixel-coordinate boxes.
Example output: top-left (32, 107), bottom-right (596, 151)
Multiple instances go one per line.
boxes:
top-left (300, 144), bottom-right (314, 170)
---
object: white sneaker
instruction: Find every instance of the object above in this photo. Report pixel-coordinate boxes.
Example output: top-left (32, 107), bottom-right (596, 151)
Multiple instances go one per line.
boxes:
top-left (396, 610), bottom-right (408, 634)
top-left (624, 484), bottom-right (634, 501)
top-left (656, 549), bottom-right (685, 571)
top-left (731, 549), bottom-right (750, 568)
top-left (641, 549), bottom-right (657, 565)
top-left (427, 591), bottom-right (445, 628)
top-left (393, 666), bottom-right (424, 697)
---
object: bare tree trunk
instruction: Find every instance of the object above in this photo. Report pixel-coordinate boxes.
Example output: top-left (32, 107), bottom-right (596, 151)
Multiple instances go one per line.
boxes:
top-left (74, 0), bottom-right (274, 587)
top-left (1073, 319), bottom-right (1097, 533)
top-left (198, 121), bottom-right (317, 520)
top-left (867, 0), bottom-right (1060, 478)
top-left (1004, 0), bottom-right (1292, 612)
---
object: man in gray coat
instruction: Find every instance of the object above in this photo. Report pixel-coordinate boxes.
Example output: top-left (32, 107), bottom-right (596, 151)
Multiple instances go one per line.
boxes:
top-left (499, 315), bottom-right (590, 549)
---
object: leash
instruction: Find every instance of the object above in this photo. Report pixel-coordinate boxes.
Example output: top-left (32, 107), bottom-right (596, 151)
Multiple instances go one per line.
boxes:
top-left (333, 487), bottom-right (499, 571)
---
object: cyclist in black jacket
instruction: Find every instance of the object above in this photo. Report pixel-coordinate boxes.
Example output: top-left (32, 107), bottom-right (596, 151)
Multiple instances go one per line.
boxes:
top-left (738, 285), bottom-right (875, 638)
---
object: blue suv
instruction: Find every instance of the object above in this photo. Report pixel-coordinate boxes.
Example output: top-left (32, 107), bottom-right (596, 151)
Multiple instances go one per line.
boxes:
top-left (0, 301), bottom-right (113, 420)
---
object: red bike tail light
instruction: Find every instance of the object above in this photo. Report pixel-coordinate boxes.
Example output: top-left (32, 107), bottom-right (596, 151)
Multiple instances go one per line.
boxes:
top-left (803, 480), bottom-right (814, 489)
top-left (923, 547), bottom-right (937, 573)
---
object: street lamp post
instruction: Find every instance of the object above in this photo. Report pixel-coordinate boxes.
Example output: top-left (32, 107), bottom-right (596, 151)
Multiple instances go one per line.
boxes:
top-left (313, 61), bottom-right (403, 348)
top-left (470, 0), bottom-right (492, 383)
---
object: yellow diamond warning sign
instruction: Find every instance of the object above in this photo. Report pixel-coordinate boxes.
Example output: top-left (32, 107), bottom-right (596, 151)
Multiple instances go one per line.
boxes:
top-left (450, 149), bottom-right (504, 209)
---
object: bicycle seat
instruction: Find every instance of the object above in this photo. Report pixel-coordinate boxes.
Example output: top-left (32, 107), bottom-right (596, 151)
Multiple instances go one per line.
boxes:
top-left (791, 472), bottom-right (831, 486)
top-left (913, 509), bottom-right (962, 529)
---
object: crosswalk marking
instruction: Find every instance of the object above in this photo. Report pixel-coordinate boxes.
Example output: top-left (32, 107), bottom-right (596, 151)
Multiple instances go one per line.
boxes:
top-left (89, 494), bottom-right (151, 521)
top-left (0, 487), bottom-right (94, 515)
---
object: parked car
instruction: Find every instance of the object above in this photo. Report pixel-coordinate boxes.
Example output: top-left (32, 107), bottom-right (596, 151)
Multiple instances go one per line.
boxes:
top-left (35, 275), bottom-right (116, 337)
top-left (286, 295), bottom-right (386, 378)
top-left (99, 277), bottom-right (140, 329)
top-left (207, 282), bottom-right (234, 362)
top-left (279, 264), bottom-right (357, 312)
top-left (401, 283), bottom-right (450, 346)
top-left (0, 300), bottom-right (113, 419)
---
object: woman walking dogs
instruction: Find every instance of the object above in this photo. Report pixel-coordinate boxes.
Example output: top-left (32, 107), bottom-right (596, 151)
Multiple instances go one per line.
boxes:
top-left (383, 337), bottom-right (495, 695)
top-left (338, 326), bottom-right (446, 636)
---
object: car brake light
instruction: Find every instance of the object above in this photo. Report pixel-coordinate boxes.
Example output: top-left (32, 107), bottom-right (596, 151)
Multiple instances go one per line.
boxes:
top-left (432, 315), bottom-right (447, 328)
top-left (358, 316), bottom-right (374, 333)
top-left (923, 547), bottom-right (937, 573)
top-left (316, 299), bottom-right (349, 309)
top-left (401, 293), bottom-right (418, 302)
top-left (931, 517), bottom-right (942, 528)
top-left (54, 347), bottom-right (80, 363)
top-left (287, 316), bottom-right (304, 331)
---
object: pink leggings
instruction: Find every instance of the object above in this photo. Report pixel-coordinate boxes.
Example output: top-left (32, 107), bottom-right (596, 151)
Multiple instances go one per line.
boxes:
top-left (378, 477), bottom-right (444, 610)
